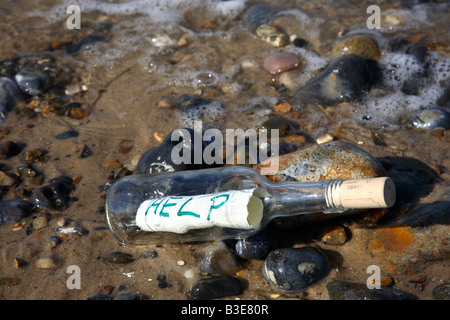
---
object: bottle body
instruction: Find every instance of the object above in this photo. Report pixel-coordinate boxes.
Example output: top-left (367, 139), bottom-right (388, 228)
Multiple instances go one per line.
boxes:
top-left (105, 166), bottom-right (350, 245)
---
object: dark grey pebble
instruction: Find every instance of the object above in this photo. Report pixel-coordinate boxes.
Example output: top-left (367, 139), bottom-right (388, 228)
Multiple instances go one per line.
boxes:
top-left (0, 199), bottom-right (33, 228)
top-left (432, 282), bottom-right (450, 300)
top-left (156, 274), bottom-right (172, 288)
top-left (292, 54), bottom-right (373, 107)
top-left (30, 175), bottom-right (75, 211)
top-left (326, 280), bottom-right (417, 300)
top-left (0, 141), bottom-right (23, 159)
top-left (0, 77), bottom-right (19, 117)
top-left (190, 276), bottom-right (243, 300)
top-left (14, 67), bottom-right (49, 96)
top-left (242, 4), bottom-right (280, 28)
top-left (86, 293), bottom-right (113, 300)
top-left (104, 251), bottom-right (135, 264)
top-left (263, 247), bottom-right (331, 293)
top-left (55, 130), bottom-right (79, 140)
top-left (135, 127), bottom-right (218, 175)
top-left (412, 108), bottom-right (450, 131)
top-left (114, 292), bottom-right (148, 300)
top-left (78, 145), bottom-right (93, 158)
top-left (232, 227), bottom-right (278, 260)
top-left (140, 250), bottom-right (158, 259)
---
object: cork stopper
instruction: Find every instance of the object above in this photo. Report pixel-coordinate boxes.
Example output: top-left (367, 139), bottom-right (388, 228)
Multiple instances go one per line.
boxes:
top-left (339, 177), bottom-right (396, 209)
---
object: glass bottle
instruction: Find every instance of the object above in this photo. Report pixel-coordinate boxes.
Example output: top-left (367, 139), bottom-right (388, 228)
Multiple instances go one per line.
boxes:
top-left (105, 166), bottom-right (395, 245)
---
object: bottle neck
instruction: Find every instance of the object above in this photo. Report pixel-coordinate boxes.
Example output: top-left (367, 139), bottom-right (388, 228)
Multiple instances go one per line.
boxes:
top-left (260, 179), bottom-right (346, 221)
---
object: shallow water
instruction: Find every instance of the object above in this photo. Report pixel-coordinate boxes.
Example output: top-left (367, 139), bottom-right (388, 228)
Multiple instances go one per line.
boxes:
top-left (0, 0), bottom-right (449, 300)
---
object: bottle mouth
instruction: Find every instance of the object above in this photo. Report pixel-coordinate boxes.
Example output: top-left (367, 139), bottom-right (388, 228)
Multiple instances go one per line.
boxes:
top-left (324, 179), bottom-right (346, 213)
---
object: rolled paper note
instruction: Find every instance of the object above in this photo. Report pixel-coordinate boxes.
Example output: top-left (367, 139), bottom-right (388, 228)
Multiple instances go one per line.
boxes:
top-left (136, 188), bottom-right (264, 234)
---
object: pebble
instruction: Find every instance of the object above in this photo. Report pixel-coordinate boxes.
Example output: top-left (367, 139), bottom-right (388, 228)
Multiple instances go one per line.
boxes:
top-left (55, 130), bottom-right (79, 140)
top-left (194, 241), bottom-right (242, 276)
top-left (412, 107), bottom-right (450, 131)
top-left (32, 215), bottom-right (48, 230)
top-left (0, 199), bottom-right (33, 228)
top-left (321, 226), bottom-right (347, 245)
top-left (0, 141), bottom-right (22, 159)
top-left (331, 35), bottom-right (382, 60)
top-left (86, 293), bottom-right (113, 300)
top-left (190, 276), bottom-right (243, 300)
top-left (263, 52), bottom-right (300, 75)
top-left (262, 247), bottom-right (331, 293)
top-left (0, 77), bottom-right (19, 118)
top-left (291, 54), bottom-right (372, 107)
top-left (256, 24), bottom-right (289, 47)
top-left (104, 251), bottom-right (135, 264)
top-left (31, 175), bottom-right (75, 211)
top-left (135, 127), bottom-right (214, 175)
top-left (35, 256), bottom-right (60, 269)
top-left (254, 141), bottom-right (386, 182)
top-left (432, 282), bottom-right (450, 300)
top-left (14, 67), bottom-right (49, 96)
top-left (14, 257), bottom-right (27, 268)
top-left (326, 280), bottom-right (417, 300)
top-left (231, 227), bottom-right (278, 259)
top-left (114, 292), bottom-right (148, 300)
top-left (22, 149), bottom-right (43, 163)
top-left (0, 170), bottom-right (18, 187)
top-left (156, 274), bottom-right (172, 288)
top-left (242, 4), bottom-right (280, 29)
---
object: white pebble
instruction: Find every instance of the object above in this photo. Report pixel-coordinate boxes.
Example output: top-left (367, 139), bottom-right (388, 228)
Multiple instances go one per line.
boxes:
top-left (177, 260), bottom-right (186, 266)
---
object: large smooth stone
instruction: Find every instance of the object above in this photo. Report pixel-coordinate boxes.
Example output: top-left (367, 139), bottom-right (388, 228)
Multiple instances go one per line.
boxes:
top-left (254, 141), bottom-right (386, 182)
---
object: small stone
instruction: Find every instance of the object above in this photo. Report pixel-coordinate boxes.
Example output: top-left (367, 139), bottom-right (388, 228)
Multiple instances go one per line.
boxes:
top-left (86, 294), bottom-right (113, 300)
top-left (0, 141), bottom-right (22, 159)
top-left (156, 274), bottom-right (172, 288)
top-left (22, 149), bottom-right (43, 163)
top-left (33, 215), bottom-right (48, 230)
top-left (432, 282), bottom-right (450, 300)
top-left (0, 170), bottom-right (18, 187)
top-left (69, 107), bottom-right (89, 119)
top-left (263, 247), bottom-right (331, 293)
top-left (49, 235), bottom-right (62, 247)
top-left (55, 130), bottom-right (79, 140)
top-left (263, 52), bottom-right (300, 75)
top-left (102, 160), bottom-right (122, 171)
top-left (190, 276), bottom-right (243, 300)
top-left (412, 108), bottom-right (449, 131)
top-left (140, 250), bottom-right (158, 259)
top-left (273, 102), bottom-right (291, 114)
top-left (77, 145), bottom-right (93, 159)
top-left (31, 176), bottom-right (75, 211)
top-left (0, 77), bottom-right (19, 117)
top-left (331, 35), bottom-right (382, 60)
top-left (292, 54), bottom-right (372, 107)
top-left (114, 292), bottom-right (148, 300)
top-left (14, 257), bottom-right (27, 268)
top-left (326, 280), bottom-right (417, 300)
top-left (321, 226), bottom-right (347, 245)
top-left (232, 227), bottom-right (278, 259)
top-left (35, 256), bottom-right (60, 269)
top-left (184, 269), bottom-right (195, 279)
top-left (15, 67), bottom-right (49, 96)
top-left (316, 134), bottom-right (335, 144)
top-left (177, 260), bottom-right (186, 266)
top-left (256, 24), bottom-right (289, 47)
top-left (104, 251), bottom-right (135, 264)
top-left (0, 199), bottom-right (33, 228)
top-left (118, 139), bottom-right (133, 154)
top-left (194, 241), bottom-right (242, 276)
top-left (157, 97), bottom-right (174, 109)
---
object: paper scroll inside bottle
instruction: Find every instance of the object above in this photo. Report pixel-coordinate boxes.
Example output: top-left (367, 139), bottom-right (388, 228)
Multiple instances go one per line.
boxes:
top-left (136, 188), bottom-right (264, 234)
